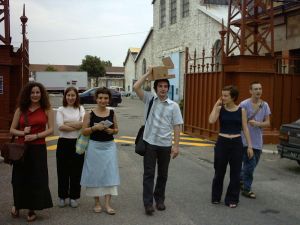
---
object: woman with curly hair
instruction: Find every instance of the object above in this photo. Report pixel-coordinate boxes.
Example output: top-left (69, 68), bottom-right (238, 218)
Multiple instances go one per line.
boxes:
top-left (9, 82), bottom-right (53, 222)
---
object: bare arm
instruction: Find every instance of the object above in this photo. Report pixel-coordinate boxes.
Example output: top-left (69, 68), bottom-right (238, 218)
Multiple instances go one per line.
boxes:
top-left (133, 67), bottom-right (152, 101)
top-left (104, 113), bottom-right (119, 135)
top-left (209, 98), bottom-right (222, 124)
top-left (64, 121), bottom-right (83, 129)
top-left (81, 110), bottom-right (106, 136)
top-left (10, 108), bottom-right (30, 136)
top-left (171, 124), bottom-right (181, 159)
top-left (242, 108), bottom-right (253, 159)
top-left (58, 124), bottom-right (78, 132)
top-left (248, 115), bottom-right (270, 128)
top-left (24, 109), bottom-right (54, 142)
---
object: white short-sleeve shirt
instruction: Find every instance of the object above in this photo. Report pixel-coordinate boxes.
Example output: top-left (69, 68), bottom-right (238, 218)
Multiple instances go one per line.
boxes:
top-left (56, 105), bottom-right (85, 139)
top-left (143, 91), bottom-right (183, 147)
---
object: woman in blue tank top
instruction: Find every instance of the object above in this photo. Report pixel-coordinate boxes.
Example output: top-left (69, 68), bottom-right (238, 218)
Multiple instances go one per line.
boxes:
top-left (209, 85), bottom-right (253, 208)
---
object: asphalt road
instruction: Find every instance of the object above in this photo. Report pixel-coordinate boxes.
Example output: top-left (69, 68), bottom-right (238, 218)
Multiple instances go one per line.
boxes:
top-left (0, 98), bottom-right (300, 225)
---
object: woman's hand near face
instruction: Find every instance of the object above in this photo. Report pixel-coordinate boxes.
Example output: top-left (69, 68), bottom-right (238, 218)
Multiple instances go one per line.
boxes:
top-left (215, 97), bottom-right (223, 107)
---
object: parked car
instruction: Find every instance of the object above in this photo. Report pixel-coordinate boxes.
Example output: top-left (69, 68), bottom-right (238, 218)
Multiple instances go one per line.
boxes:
top-left (277, 118), bottom-right (300, 166)
top-left (109, 86), bottom-right (130, 97)
top-left (79, 87), bottom-right (122, 107)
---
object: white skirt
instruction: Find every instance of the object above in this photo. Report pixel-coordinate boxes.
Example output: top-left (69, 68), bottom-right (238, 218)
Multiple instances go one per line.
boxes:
top-left (85, 186), bottom-right (118, 197)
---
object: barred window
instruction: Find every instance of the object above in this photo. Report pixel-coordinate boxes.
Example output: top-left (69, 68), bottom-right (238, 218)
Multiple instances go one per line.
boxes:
top-left (170, 0), bottom-right (177, 25)
top-left (160, 0), bottom-right (166, 28)
top-left (182, 0), bottom-right (189, 18)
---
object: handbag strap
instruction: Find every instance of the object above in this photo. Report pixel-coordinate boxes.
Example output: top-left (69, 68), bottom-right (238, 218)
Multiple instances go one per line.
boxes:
top-left (146, 97), bottom-right (154, 122)
top-left (11, 112), bottom-right (29, 143)
top-left (248, 101), bottom-right (264, 121)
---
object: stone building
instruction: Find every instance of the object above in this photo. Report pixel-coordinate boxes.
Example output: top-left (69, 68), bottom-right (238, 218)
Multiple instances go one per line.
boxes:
top-left (124, 0), bottom-right (228, 101)
top-left (123, 48), bottom-right (140, 92)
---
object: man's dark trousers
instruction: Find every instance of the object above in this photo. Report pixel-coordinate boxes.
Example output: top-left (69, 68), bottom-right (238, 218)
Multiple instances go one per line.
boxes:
top-left (143, 142), bottom-right (171, 207)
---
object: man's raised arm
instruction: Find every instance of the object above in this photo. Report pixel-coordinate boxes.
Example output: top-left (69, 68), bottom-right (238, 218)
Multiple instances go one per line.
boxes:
top-left (133, 68), bottom-right (152, 100)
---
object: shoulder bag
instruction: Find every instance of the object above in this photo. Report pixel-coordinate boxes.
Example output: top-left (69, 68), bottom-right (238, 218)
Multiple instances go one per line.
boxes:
top-left (76, 110), bottom-right (92, 155)
top-left (0, 113), bottom-right (28, 165)
top-left (135, 97), bottom-right (154, 156)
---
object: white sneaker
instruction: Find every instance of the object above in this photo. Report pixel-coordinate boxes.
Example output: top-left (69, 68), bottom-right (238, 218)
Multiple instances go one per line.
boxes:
top-left (70, 199), bottom-right (78, 208)
top-left (58, 198), bottom-right (66, 208)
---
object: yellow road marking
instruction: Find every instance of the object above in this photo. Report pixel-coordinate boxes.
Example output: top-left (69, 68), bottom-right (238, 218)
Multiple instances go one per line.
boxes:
top-left (46, 134), bottom-right (213, 150)
top-left (179, 137), bottom-right (207, 141)
top-left (118, 136), bottom-right (136, 140)
top-left (178, 141), bottom-right (213, 147)
top-left (114, 139), bottom-right (135, 144)
top-left (118, 136), bottom-right (207, 142)
top-left (46, 136), bottom-right (59, 141)
top-left (47, 145), bottom-right (57, 151)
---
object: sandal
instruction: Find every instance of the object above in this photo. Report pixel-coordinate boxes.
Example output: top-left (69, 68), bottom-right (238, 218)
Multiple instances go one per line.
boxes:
top-left (242, 190), bottom-right (256, 199)
top-left (27, 211), bottom-right (37, 222)
top-left (93, 205), bottom-right (102, 213)
top-left (11, 206), bottom-right (19, 218)
top-left (105, 207), bottom-right (116, 215)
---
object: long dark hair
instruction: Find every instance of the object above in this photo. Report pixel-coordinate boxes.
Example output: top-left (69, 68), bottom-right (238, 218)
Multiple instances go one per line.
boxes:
top-left (18, 82), bottom-right (51, 112)
top-left (63, 86), bottom-right (80, 108)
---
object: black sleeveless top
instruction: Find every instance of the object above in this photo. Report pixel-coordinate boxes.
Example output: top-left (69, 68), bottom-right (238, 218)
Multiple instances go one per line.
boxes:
top-left (219, 106), bottom-right (242, 135)
top-left (90, 110), bottom-right (114, 142)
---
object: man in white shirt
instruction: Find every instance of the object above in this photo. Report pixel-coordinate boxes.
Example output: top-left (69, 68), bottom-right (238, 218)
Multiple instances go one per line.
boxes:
top-left (133, 68), bottom-right (183, 216)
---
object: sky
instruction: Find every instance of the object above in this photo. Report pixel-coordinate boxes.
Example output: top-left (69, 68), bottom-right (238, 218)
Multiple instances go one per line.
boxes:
top-left (9, 0), bottom-right (153, 66)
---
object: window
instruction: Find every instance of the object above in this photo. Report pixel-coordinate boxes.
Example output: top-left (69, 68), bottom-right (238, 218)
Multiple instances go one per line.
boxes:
top-left (0, 76), bottom-right (3, 94)
top-left (142, 58), bottom-right (147, 74)
top-left (160, 0), bottom-right (166, 28)
top-left (182, 0), bottom-right (189, 18)
top-left (213, 39), bottom-right (222, 68)
top-left (170, 0), bottom-right (177, 25)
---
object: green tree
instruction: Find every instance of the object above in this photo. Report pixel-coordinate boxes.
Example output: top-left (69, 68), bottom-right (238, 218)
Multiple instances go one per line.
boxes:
top-left (79, 55), bottom-right (112, 87)
top-left (45, 65), bottom-right (57, 71)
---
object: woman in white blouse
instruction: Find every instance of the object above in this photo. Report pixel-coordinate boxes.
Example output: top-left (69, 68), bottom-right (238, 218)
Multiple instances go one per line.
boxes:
top-left (56, 87), bottom-right (85, 208)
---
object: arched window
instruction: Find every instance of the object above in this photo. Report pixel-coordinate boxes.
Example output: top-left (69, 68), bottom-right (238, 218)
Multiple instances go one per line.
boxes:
top-left (160, 0), bottom-right (166, 28)
top-left (142, 58), bottom-right (147, 74)
top-left (181, 0), bottom-right (189, 18)
top-left (213, 39), bottom-right (222, 69)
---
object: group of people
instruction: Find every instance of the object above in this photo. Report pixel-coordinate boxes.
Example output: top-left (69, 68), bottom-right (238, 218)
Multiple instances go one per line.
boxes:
top-left (9, 83), bottom-right (120, 222)
top-left (7, 71), bottom-right (270, 222)
top-left (209, 82), bottom-right (270, 208)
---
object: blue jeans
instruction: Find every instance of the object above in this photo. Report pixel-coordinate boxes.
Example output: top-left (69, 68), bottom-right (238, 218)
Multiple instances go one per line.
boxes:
top-left (240, 147), bottom-right (261, 192)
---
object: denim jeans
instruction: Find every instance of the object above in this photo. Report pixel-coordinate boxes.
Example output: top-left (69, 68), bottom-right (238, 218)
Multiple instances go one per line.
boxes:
top-left (240, 147), bottom-right (261, 192)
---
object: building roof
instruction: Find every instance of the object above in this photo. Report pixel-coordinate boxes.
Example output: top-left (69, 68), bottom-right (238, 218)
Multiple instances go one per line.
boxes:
top-left (135, 28), bottom-right (153, 62)
top-left (30, 64), bottom-right (124, 75)
top-left (198, 4), bottom-right (229, 25)
top-left (30, 64), bottom-right (79, 72)
top-left (123, 47), bottom-right (141, 66)
top-left (106, 66), bottom-right (124, 74)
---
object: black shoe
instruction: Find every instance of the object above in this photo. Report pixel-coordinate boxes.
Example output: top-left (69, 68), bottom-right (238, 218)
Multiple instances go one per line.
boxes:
top-left (145, 205), bottom-right (154, 215)
top-left (156, 202), bottom-right (166, 211)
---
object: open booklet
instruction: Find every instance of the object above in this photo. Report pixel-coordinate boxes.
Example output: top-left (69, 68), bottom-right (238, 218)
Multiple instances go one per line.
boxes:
top-left (94, 120), bottom-right (113, 128)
